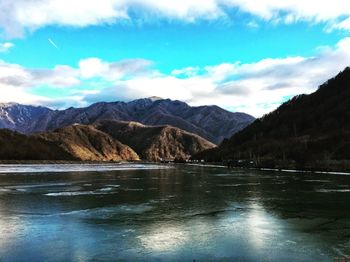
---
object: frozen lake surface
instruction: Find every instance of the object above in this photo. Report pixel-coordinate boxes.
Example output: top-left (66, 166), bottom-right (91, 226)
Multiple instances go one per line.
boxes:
top-left (0, 164), bottom-right (349, 261)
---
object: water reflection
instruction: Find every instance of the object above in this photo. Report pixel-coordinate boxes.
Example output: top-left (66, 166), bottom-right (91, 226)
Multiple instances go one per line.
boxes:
top-left (246, 203), bottom-right (272, 249)
top-left (0, 210), bottom-right (21, 252)
top-left (138, 223), bottom-right (188, 252)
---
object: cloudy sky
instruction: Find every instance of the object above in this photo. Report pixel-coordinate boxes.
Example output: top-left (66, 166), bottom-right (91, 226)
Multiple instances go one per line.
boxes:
top-left (0, 0), bottom-right (350, 116)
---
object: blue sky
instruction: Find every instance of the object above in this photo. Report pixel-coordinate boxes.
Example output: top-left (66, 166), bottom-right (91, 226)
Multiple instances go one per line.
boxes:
top-left (0, 1), bottom-right (350, 116)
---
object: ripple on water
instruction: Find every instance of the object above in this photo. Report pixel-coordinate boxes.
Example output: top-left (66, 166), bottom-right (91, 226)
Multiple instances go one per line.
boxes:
top-left (214, 174), bottom-right (233, 177)
top-left (122, 188), bottom-right (144, 192)
top-left (5, 182), bottom-right (73, 189)
top-left (98, 187), bottom-right (114, 192)
top-left (316, 189), bottom-right (350, 193)
top-left (57, 204), bottom-right (154, 219)
top-left (217, 183), bottom-right (260, 187)
top-left (304, 180), bottom-right (331, 183)
top-left (105, 184), bottom-right (121, 188)
top-left (44, 191), bottom-right (110, 196)
top-left (1, 183), bottom-right (79, 194)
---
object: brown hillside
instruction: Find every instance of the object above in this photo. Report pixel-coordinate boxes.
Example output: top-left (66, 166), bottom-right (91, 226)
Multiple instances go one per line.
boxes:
top-left (94, 120), bottom-right (216, 161)
top-left (0, 129), bottom-right (74, 160)
top-left (37, 124), bottom-right (140, 161)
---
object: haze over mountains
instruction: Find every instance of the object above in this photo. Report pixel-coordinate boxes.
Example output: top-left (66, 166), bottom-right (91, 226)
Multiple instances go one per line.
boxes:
top-left (0, 97), bottom-right (254, 145)
top-left (195, 67), bottom-right (350, 171)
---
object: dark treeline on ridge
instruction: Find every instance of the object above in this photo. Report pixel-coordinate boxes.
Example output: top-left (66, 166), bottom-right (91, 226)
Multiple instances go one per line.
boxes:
top-left (194, 67), bottom-right (350, 171)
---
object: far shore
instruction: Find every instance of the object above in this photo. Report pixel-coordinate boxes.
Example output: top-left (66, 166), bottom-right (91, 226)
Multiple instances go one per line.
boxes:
top-left (0, 160), bottom-right (349, 175)
top-left (0, 160), bottom-right (142, 165)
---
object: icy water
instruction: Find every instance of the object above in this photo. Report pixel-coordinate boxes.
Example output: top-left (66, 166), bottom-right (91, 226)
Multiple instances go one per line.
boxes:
top-left (0, 164), bottom-right (349, 261)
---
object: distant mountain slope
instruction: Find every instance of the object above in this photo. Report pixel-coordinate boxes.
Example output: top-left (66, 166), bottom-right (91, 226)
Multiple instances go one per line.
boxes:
top-left (0, 98), bottom-right (254, 144)
top-left (0, 126), bottom-right (139, 162)
top-left (94, 120), bottom-right (216, 161)
top-left (195, 68), bottom-right (350, 171)
top-left (0, 129), bottom-right (74, 161)
top-left (37, 125), bottom-right (140, 161)
top-left (0, 103), bottom-right (52, 133)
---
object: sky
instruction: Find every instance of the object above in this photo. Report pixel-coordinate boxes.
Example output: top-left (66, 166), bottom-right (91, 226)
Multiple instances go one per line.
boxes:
top-left (0, 1), bottom-right (350, 117)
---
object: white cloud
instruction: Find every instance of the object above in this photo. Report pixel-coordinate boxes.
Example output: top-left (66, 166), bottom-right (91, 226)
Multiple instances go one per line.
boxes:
top-left (79, 58), bottom-right (108, 79)
top-left (0, 57), bottom-right (151, 91)
top-left (0, 0), bottom-right (222, 37)
top-left (0, 60), bottom-right (80, 88)
top-left (0, 85), bottom-right (51, 105)
top-left (79, 57), bottom-right (152, 80)
top-left (223, 0), bottom-right (350, 21)
top-left (1, 0), bottom-right (350, 37)
top-left (30, 66), bottom-right (81, 87)
top-left (1, 38), bottom-right (350, 116)
top-left (0, 42), bottom-right (14, 52)
top-left (333, 17), bottom-right (350, 30)
top-left (247, 20), bottom-right (259, 28)
top-left (0, 0), bottom-right (128, 37)
top-left (171, 67), bottom-right (201, 77)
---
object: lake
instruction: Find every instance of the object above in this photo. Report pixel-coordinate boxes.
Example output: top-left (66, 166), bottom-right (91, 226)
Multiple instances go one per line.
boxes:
top-left (0, 163), bottom-right (349, 261)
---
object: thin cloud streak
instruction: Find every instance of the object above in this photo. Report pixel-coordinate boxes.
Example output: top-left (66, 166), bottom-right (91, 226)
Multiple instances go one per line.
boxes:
top-left (48, 38), bottom-right (59, 49)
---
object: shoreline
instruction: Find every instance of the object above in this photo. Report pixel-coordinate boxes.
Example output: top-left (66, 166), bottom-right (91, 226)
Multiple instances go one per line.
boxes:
top-left (0, 160), bottom-right (143, 164)
top-left (0, 160), bottom-right (349, 175)
top-left (259, 167), bottom-right (350, 176)
top-left (182, 162), bottom-right (350, 175)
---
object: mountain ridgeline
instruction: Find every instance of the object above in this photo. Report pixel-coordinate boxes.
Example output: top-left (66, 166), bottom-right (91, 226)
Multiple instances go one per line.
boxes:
top-left (0, 97), bottom-right (254, 145)
top-left (195, 67), bottom-right (350, 171)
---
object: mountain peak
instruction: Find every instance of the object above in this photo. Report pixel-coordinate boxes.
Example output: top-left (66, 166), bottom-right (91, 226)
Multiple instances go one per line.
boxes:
top-left (318, 66), bottom-right (350, 92)
top-left (0, 102), bottom-right (19, 108)
top-left (147, 96), bottom-right (163, 101)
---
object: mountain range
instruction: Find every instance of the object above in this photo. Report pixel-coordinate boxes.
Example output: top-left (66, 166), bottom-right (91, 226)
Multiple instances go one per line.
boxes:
top-left (0, 97), bottom-right (254, 145)
top-left (195, 67), bottom-right (350, 171)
